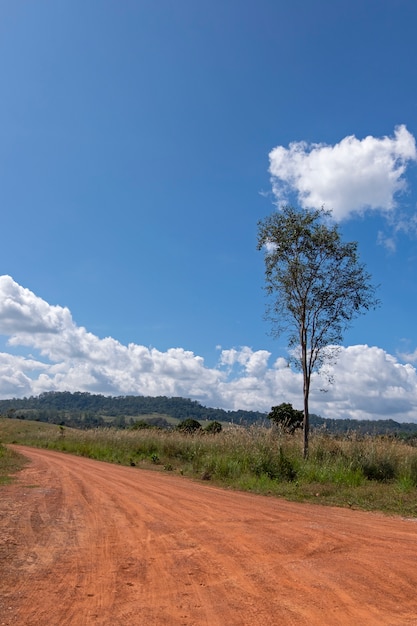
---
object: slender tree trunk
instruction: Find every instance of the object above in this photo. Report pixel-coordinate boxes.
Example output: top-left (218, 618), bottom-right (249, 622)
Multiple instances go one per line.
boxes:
top-left (301, 325), bottom-right (310, 459)
top-left (303, 376), bottom-right (310, 459)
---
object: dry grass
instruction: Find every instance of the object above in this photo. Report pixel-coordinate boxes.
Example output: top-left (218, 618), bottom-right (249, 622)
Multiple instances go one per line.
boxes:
top-left (1, 417), bottom-right (417, 515)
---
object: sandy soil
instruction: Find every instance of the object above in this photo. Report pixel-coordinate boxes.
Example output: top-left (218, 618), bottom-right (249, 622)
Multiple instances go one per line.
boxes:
top-left (1, 446), bottom-right (417, 625)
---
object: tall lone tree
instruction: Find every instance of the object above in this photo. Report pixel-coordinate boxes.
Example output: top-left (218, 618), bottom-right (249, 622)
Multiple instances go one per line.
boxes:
top-left (257, 206), bottom-right (378, 458)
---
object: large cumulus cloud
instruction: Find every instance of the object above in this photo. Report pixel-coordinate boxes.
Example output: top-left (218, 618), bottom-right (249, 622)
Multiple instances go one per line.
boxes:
top-left (269, 125), bottom-right (417, 221)
top-left (0, 275), bottom-right (417, 421)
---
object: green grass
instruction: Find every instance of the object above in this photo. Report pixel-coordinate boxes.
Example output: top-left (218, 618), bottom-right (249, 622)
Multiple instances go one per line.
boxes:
top-left (0, 443), bottom-right (28, 484)
top-left (1, 417), bottom-right (417, 516)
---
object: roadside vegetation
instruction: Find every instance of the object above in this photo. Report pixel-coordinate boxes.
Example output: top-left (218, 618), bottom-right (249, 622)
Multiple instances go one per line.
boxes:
top-left (2, 417), bottom-right (417, 517)
top-left (0, 442), bottom-right (28, 485)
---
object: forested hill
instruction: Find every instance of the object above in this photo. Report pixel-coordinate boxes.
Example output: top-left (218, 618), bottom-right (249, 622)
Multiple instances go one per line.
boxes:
top-left (0, 391), bottom-right (267, 427)
top-left (310, 415), bottom-right (417, 436)
top-left (1, 391), bottom-right (417, 437)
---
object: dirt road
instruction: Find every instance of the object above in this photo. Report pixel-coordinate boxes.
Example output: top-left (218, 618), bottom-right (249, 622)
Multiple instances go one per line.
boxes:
top-left (1, 446), bottom-right (417, 625)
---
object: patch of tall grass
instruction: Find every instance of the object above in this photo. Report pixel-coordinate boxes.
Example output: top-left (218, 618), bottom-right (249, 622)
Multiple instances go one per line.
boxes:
top-left (2, 418), bottom-right (417, 515)
top-left (0, 442), bottom-right (28, 484)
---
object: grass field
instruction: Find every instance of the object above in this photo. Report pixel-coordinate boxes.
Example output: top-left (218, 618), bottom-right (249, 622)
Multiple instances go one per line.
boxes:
top-left (1, 417), bottom-right (417, 516)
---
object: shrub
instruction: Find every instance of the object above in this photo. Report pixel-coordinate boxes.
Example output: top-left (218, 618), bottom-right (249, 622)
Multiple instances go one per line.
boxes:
top-left (204, 421), bottom-right (222, 434)
top-left (357, 458), bottom-right (397, 482)
top-left (347, 436), bottom-right (400, 483)
top-left (130, 420), bottom-right (153, 430)
top-left (250, 447), bottom-right (297, 482)
top-left (176, 419), bottom-right (202, 434)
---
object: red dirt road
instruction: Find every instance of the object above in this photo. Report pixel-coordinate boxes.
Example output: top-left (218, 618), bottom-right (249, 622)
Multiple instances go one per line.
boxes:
top-left (1, 447), bottom-right (417, 625)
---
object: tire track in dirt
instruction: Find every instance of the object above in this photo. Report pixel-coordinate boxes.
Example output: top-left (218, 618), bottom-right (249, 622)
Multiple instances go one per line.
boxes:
top-left (1, 445), bottom-right (417, 625)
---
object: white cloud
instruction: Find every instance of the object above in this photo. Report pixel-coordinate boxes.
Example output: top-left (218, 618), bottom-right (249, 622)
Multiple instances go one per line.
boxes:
top-left (398, 347), bottom-right (417, 364)
top-left (0, 275), bottom-right (73, 336)
top-left (309, 345), bottom-right (417, 421)
top-left (377, 209), bottom-right (417, 252)
top-left (269, 125), bottom-right (417, 220)
top-left (0, 275), bottom-right (417, 422)
top-left (377, 231), bottom-right (397, 253)
top-left (219, 346), bottom-right (271, 377)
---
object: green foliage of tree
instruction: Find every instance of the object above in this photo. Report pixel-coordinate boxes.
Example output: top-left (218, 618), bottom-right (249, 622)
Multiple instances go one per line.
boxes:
top-left (130, 420), bottom-right (154, 430)
top-left (268, 403), bottom-right (303, 434)
top-left (204, 420), bottom-right (222, 434)
top-left (258, 206), bottom-right (379, 458)
top-left (176, 418), bottom-right (202, 433)
top-left (145, 417), bottom-right (172, 429)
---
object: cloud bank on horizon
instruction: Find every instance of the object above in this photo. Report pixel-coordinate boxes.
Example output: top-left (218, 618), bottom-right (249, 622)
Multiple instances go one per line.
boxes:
top-left (0, 275), bottom-right (417, 422)
top-left (269, 125), bottom-right (417, 221)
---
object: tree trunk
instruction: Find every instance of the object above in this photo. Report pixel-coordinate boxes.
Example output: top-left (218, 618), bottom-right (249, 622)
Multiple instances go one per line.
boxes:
top-left (301, 324), bottom-right (310, 459)
top-left (303, 379), bottom-right (309, 459)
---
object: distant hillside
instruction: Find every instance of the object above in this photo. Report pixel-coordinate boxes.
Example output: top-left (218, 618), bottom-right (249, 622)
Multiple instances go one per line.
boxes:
top-left (310, 414), bottom-right (417, 437)
top-left (1, 391), bottom-right (416, 437)
top-left (0, 391), bottom-right (267, 429)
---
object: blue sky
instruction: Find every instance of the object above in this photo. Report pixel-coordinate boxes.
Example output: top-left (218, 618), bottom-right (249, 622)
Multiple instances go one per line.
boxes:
top-left (1, 0), bottom-right (417, 421)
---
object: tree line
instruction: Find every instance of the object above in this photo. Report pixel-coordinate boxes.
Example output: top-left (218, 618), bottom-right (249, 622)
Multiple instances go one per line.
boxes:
top-left (0, 391), bottom-right (266, 427)
top-left (1, 391), bottom-right (417, 438)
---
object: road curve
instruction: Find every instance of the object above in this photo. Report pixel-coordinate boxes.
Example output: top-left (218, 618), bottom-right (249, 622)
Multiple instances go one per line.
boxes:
top-left (1, 445), bottom-right (417, 625)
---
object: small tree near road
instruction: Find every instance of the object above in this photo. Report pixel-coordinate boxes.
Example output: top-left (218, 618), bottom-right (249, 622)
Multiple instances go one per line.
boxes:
top-left (257, 206), bottom-right (378, 458)
top-left (268, 403), bottom-right (303, 434)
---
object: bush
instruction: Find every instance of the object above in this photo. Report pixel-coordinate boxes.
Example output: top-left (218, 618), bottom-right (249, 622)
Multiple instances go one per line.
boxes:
top-left (176, 419), bottom-right (202, 434)
top-left (353, 456), bottom-right (397, 482)
top-left (130, 420), bottom-right (153, 430)
top-left (250, 447), bottom-right (297, 482)
top-left (361, 459), bottom-right (397, 482)
top-left (204, 421), bottom-right (222, 434)
top-left (347, 436), bottom-right (399, 483)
